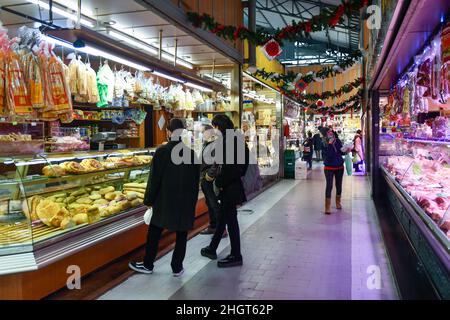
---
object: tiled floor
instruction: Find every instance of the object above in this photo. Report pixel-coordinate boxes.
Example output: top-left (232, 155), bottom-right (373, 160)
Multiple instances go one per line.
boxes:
top-left (99, 164), bottom-right (398, 300)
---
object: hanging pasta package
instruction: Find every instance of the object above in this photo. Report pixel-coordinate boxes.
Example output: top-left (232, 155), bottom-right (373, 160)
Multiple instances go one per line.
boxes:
top-left (40, 42), bottom-right (72, 115)
top-left (22, 51), bottom-right (44, 109)
top-left (0, 30), bottom-right (7, 116)
top-left (5, 45), bottom-right (33, 116)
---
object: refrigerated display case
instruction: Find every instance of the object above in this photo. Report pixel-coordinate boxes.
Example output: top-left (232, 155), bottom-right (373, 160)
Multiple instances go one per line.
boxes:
top-left (379, 135), bottom-right (450, 298)
top-left (0, 148), bottom-right (154, 259)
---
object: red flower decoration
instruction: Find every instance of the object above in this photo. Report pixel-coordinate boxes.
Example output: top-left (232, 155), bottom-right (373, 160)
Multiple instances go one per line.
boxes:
top-left (212, 25), bottom-right (225, 33)
top-left (295, 79), bottom-right (308, 92)
top-left (330, 5), bottom-right (345, 27)
top-left (233, 26), bottom-right (247, 40)
top-left (316, 99), bottom-right (325, 108)
top-left (262, 39), bottom-right (283, 60)
top-left (304, 22), bottom-right (312, 33)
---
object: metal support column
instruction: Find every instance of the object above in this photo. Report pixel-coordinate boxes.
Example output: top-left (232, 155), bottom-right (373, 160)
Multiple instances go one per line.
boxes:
top-left (247, 0), bottom-right (256, 66)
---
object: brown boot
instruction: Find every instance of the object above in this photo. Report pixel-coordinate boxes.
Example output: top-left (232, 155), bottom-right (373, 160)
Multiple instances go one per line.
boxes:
top-left (325, 198), bottom-right (332, 215)
top-left (336, 195), bottom-right (342, 210)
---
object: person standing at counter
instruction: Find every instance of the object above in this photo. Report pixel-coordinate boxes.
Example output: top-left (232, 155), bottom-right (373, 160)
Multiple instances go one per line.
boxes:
top-left (323, 128), bottom-right (345, 214)
top-left (200, 124), bottom-right (227, 238)
top-left (201, 114), bottom-right (249, 268)
top-left (129, 118), bottom-right (200, 277)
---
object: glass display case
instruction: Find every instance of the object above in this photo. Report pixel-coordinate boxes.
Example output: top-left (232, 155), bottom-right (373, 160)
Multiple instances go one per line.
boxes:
top-left (379, 135), bottom-right (450, 251)
top-left (0, 148), bottom-right (154, 259)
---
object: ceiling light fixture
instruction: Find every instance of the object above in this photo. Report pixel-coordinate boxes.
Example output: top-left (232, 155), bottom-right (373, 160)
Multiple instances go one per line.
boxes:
top-left (109, 31), bottom-right (158, 55)
top-left (161, 53), bottom-right (193, 69)
top-left (152, 71), bottom-right (186, 83)
top-left (27, 0), bottom-right (95, 27)
top-left (43, 35), bottom-right (150, 71)
top-left (185, 82), bottom-right (213, 92)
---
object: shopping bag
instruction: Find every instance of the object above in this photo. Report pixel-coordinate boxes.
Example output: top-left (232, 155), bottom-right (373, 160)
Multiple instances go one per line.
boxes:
top-left (143, 207), bottom-right (153, 225)
top-left (345, 153), bottom-right (353, 176)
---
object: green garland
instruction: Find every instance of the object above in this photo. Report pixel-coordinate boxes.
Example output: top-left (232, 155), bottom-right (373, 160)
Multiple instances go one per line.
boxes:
top-left (187, 0), bottom-right (369, 46)
top-left (296, 77), bottom-right (364, 101)
top-left (250, 50), bottom-right (362, 87)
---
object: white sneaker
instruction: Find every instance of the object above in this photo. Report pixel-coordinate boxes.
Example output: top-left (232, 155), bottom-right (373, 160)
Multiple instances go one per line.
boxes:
top-left (173, 268), bottom-right (185, 277)
top-left (129, 262), bottom-right (153, 274)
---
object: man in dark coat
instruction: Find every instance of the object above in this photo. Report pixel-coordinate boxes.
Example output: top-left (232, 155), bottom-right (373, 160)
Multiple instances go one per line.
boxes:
top-left (129, 118), bottom-right (200, 277)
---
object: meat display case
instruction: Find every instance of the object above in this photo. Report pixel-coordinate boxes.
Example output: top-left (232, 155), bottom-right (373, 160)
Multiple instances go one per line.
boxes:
top-left (379, 135), bottom-right (450, 298)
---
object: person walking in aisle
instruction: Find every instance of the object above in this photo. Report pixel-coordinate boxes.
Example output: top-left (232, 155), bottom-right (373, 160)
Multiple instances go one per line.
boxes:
top-left (200, 124), bottom-right (227, 238)
top-left (302, 131), bottom-right (314, 170)
top-left (201, 114), bottom-right (249, 268)
top-left (353, 130), bottom-right (364, 173)
top-left (129, 118), bottom-right (200, 277)
top-left (322, 128), bottom-right (345, 214)
top-left (313, 131), bottom-right (323, 161)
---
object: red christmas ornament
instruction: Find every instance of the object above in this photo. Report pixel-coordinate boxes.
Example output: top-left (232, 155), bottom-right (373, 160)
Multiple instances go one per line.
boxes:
top-left (316, 99), bottom-right (325, 108)
top-left (295, 79), bottom-right (308, 92)
top-left (329, 5), bottom-right (345, 27)
top-left (261, 39), bottom-right (283, 60)
top-left (304, 21), bottom-right (312, 33)
top-left (233, 26), bottom-right (247, 40)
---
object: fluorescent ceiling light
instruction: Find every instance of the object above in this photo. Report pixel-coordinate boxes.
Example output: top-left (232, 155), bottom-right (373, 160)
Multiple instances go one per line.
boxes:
top-left (153, 71), bottom-right (185, 83)
top-left (161, 53), bottom-right (193, 69)
top-left (185, 82), bottom-right (213, 92)
top-left (27, 0), bottom-right (94, 27)
top-left (43, 35), bottom-right (150, 71)
top-left (109, 31), bottom-right (158, 55)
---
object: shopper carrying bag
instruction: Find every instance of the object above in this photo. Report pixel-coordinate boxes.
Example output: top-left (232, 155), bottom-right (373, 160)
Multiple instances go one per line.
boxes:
top-left (129, 118), bottom-right (200, 277)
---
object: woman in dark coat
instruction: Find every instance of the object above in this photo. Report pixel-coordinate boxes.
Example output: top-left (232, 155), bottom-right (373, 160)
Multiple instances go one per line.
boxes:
top-left (201, 114), bottom-right (249, 268)
top-left (129, 118), bottom-right (200, 276)
top-left (322, 128), bottom-right (345, 214)
top-left (302, 131), bottom-right (314, 170)
top-left (313, 131), bottom-right (323, 161)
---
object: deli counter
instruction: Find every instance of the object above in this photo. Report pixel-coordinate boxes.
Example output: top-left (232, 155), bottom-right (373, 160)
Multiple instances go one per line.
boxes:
top-left (0, 148), bottom-right (208, 299)
top-left (379, 134), bottom-right (450, 298)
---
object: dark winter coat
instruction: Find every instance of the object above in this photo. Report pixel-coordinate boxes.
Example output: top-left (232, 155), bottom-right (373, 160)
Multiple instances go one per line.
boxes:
top-left (215, 133), bottom-right (250, 207)
top-left (323, 138), bottom-right (345, 168)
top-left (144, 140), bottom-right (200, 232)
top-left (200, 139), bottom-right (220, 181)
top-left (313, 133), bottom-right (323, 151)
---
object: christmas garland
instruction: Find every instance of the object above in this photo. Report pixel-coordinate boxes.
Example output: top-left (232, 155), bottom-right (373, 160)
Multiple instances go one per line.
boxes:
top-left (187, 0), bottom-right (368, 47)
top-left (249, 50), bottom-right (362, 87)
top-left (294, 77), bottom-right (364, 101)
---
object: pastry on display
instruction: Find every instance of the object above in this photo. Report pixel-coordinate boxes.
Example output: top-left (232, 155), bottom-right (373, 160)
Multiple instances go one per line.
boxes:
top-left (0, 133), bottom-right (32, 141)
top-left (42, 165), bottom-right (67, 177)
top-left (80, 159), bottom-right (104, 172)
top-left (36, 199), bottom-right (68, 227)
top-left (60, 161), bottom-right (87, 174)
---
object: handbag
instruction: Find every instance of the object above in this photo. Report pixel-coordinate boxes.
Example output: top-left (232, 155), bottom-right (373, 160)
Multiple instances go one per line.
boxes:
top-left (143, 207), bottom-right (153, 225)
top-left (345, 153), bottom-right (353, 176)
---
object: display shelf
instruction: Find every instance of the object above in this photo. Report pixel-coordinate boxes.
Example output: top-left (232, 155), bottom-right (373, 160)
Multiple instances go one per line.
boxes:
top-left (70, 119), bottom-right (134, 123)
top-left (192, 110), bottom-right (238, 113)
top-left (402, 138), bottom-right (450, 145)
top-left (382, 166), bottom-right (450, 251)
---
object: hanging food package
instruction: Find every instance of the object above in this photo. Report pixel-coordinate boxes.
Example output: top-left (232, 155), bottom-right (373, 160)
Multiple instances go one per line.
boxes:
top-left (96, 61), bottom-right (114, 107)
top-left (5, 42), bottom-right (33, 116)
top-left (0, 29), bottom-right (7, 116)
top-left (22, 50), bottom-right (44, 109)
top-left (67, 55), bottom-right (79, 95)
top-left (86, 63), bottom-right (99, 104)
top-left (441, 21), bottom-right (450, 99)
top-left (41, 42), bottom-right (72, 114)
top-left (77, 56), bottom-right (87, 96)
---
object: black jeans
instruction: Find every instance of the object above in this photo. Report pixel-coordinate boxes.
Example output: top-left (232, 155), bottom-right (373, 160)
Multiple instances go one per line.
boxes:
top-left (201, 179), bottom-right (219, 229)
top-left (324, 168), bottom-right (344, 198)
top-left (144, 224), bottom-right (188, 273)
top-left (209, 201), bottom-right (241, 258)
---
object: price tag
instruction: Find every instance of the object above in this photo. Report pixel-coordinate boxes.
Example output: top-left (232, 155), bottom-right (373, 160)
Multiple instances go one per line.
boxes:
top-left (31, 122), bottom-right (37, 126)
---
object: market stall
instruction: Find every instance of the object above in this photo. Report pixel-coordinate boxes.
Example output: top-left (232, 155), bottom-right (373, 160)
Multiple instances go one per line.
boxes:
top-left (0, 0), bottom-right (243, 299)
top-left (242, 72), bottom-right (283, 188)
top-left (369, 0), bottom-right (450, 299)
